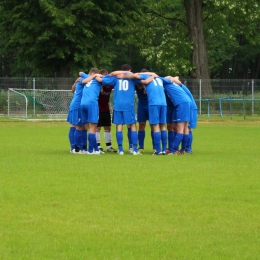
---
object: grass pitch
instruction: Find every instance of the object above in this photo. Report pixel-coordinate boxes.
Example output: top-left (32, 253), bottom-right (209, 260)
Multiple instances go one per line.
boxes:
top-left (1, 119), bottom-right (260, 259)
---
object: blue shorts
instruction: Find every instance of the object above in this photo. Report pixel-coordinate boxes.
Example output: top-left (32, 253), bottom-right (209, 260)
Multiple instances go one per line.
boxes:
top-left (148, 105), bottom-right (166, 125)
top-left (81, 104), bottom-right (99, 124)
top-left (189, 109), bottom-right (198, 129)
top-left (166, 106), bottom-right (175, 123)
top-left (67, 109), bottom-right (83, 126)
top-left (137, 104), bottom-right (149, 122)
top-left (113, 109), bottom-right (136, 125)
top-left (175, 102), bottom-right (191, 123)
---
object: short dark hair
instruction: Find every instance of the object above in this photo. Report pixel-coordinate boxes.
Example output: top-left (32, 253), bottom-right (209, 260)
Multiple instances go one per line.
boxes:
top-left (141, 68), bottom-right (149, 72)
top-left (99, 69), bottom-right (108, 75)
top-left (121, 64), bottom-right (131, 71)
top-left (88, 67), bottom-right (99, 75)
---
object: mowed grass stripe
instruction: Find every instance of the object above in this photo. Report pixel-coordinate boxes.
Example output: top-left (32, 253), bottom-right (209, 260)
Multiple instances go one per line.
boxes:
top-left (1, 120), bottom-right (260, 259)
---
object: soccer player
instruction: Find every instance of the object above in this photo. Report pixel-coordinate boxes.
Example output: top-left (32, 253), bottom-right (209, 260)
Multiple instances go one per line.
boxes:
top-left (165, 90), bottom-right (176, 154)
top-left (180, 83), bottom-right (198, 153)
top-left (80, 68), bottom-right (104, 154)
top-left (135, 83), bottom-right (149, 152)
top-left (161, 77), bottom-right (192, 155)
top-left (95, 69), bottom-right (117, 153)
top-left (67, 74), bottom-right (96, 154)
top-left (100, 64), bottom-right (155, 155)
top-left (134, 73), bottom-right (167, 155)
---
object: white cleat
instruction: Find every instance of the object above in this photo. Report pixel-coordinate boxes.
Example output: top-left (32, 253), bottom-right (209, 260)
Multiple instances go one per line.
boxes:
top-left (129, 148), bottom-right (134, 154)
top-left (133, 151), bottom-right (142, 155)
top-left (118, 151), bottom-right (124, 155)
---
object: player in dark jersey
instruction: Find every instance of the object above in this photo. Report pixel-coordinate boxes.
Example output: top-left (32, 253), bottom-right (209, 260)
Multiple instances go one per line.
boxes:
top-left (96, 69), bottom-right (117, 153)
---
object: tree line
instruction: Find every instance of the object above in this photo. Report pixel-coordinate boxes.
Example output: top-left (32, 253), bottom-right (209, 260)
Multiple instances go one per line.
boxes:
top-left (1, 0), bottom-right (260, 83)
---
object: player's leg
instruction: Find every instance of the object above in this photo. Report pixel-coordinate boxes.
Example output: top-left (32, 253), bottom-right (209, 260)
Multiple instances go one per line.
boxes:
top-left (127, 124), bottom-right (133, 153)
top-left (169, 102), bottom-right (190, 155)
top-left (96, 126), bottom-right (102, 150)
top-left (82, 123), bottom-right (88, 152)
top-left (159, 106), bottom-right (167, 154)
top-left (113, 111), bottom-right (124, 154)
top-left (68, 124), bottom-right (76, 152)
top-left (116, 124), bottom-right (124, 154)
top-left (180, 122), bottom-right (190, 154)
top-left (102, 110), bottom-right (116, 152)
top-left (104, 126), bottom-right (117, 152)
top-left (88, 123), bottom-right (98, 154)
top-left (149, 106), bottom-right (161, 155)
top-left (138, 121), bottom-right (146, 152)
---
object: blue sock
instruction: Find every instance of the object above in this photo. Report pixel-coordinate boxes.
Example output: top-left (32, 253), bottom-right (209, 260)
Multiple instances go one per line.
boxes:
top-left (173, 133), bottom-right (183, 152)
top-left (151, 131), bottom-right (155, 149)
top-left (88, 133), bottom-right (96, 153)
top-left (74, 129), bottom-right (82, 151)
top-left (161, 130), bottom-right (167, 152)
top-left (94, 134), bottom-right (99, 151)
top-left (131, 131), bottom-right (138, 152)
top-left (168, 131), bottom-right (174, 151)
top-left (181, 134), bottom-right (189, 152)
top-left (82, 130), bottom-right (87, 150)
top-left (68, 127), bottom-right (76, 150)
top-left (128, 128), bottom-right (132, 149)
top-left (187, 131), bottom-right (193, 151)
top-left (153, 132), bottom-right (161, 153)
top-left (116, 131), bottom-right (123, 152)
top-left (138, 130), bottom-right (145, 149)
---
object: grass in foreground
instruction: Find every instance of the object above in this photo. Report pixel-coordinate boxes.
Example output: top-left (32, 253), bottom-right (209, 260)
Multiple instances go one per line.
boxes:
top-left (1, 120), bottom-right (260, 260)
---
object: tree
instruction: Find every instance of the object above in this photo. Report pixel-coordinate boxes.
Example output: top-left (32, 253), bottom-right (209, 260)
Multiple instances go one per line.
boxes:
top-left (0, 0), bottom-right (142, 77)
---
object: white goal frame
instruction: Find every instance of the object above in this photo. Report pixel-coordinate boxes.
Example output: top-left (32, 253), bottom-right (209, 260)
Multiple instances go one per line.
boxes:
top-left (8, 88), bottom-right (73, 121)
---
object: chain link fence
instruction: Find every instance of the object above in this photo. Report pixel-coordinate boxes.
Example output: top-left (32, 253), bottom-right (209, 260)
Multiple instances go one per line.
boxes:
top-left (1, 77), bottom-right (260, 119)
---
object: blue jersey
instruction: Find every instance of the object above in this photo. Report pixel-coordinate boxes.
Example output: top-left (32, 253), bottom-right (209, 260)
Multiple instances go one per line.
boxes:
top-left (165, 90), bottom-right (174, 108)
top-left (69, 81), bottom-right (83, 111)
top-left (161, 78), bottom-right (191, 106)
top-left (80, 76), bottom-right (103, 106)
top-left (181, 84), bottom-right (198, 110)
top-left (138, 75), bottom-right (166, 106)
top-left (135, 86), bottom-right (148, 106)
top-left (102, 75), bottom-right (137, 111)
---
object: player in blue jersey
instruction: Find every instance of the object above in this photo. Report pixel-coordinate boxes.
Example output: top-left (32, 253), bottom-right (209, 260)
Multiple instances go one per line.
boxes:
top-left (67, 74), bottom-right (97, 154)
top-left (134, 73), bottom-right (167, 155)
top-left (180, 83), bottom-right (198, 153)
top-left (135, 83), bottom-right (151, 152)
top-left (80, 68), bottom-right (104, 155)
top-left (161, 77), bottom-right (191, 155)
top-left (100, 64), bottom-right (155, 155)
top-left (165, 90), bottom-right (176, 154)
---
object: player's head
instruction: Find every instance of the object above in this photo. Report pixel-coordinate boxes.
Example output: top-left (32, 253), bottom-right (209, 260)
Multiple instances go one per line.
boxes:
top-left (88, 67), bottom-right (99, 76)
top-left (99, 69), bottom-right (108, 76)
top-left (141, 68), bottom-right (149, 72)
top-left (136, 83), bottom-right (144, 90)
top-left (121, 64), bottom-right (132, 71)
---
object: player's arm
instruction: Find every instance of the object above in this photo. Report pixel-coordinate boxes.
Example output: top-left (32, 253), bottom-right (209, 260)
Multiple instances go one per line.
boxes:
top-left (81, 73), bottom-right (103, 84)
top-left (110, 70), bottom-right (130, 76)
top-left (71, 77), bottom-right (81, 93)
top-left (165, 76), bottom-right (182, 85)
top-left (116, 72), bottom-right (139, 79)
top-left (140, 74), bottom-right (156, 85)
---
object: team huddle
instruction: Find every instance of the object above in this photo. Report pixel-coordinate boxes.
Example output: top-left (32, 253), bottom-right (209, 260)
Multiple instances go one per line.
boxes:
top-left (67, 64), bottom-right (198, 155)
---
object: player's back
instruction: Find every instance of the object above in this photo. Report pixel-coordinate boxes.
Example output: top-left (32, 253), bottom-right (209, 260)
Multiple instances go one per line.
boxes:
top-left (69, 82), bottom-right (83, 111)
top-left (81, 78), bottom-right (102, 105)
top-left (139, 74), bottom-right (166, 106)
top-left (102, 75), bottom-right (136, 111)
top-left (161, 78), bottom-right (191, 106)
top-left (181, 84), bottom-right (198, 110)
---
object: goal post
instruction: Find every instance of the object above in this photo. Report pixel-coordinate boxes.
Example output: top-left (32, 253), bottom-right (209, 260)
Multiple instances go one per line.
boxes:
top-left (8, 88), bottom-right (28, 120)
top-left (8, 88), bottom-right (73, 120)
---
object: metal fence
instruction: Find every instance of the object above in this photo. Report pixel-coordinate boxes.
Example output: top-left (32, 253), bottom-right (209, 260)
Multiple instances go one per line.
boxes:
top-left (1, 77), bottom-right (260, 118)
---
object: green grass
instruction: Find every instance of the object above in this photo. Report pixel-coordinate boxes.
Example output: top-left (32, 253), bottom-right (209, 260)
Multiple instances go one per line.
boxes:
top-left (1, 120), bottom-right (260, 259)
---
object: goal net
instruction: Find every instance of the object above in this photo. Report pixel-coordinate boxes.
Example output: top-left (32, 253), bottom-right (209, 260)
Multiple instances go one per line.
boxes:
top-left (8, 88), bottom-right (73, 120)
